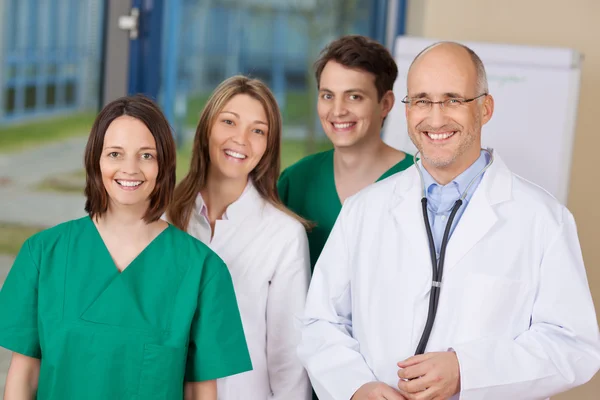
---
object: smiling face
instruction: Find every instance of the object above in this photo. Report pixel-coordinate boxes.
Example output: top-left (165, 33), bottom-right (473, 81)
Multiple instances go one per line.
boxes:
top-left (405, 43), bottom-right (493, 177)
top-left (207, 93), bottom-right (269, 183)
top-left (99, 115), bottom-right (159, 210)
top-left (317, 61), bottom-right (394, 149)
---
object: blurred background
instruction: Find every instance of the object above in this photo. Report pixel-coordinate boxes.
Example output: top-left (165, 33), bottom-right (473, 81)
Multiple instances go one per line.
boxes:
top-left (0, 0), bottom-right (598, 398)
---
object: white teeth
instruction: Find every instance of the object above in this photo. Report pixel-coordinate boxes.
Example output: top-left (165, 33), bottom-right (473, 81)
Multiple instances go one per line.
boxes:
top-left (224, 150), bottom-right (247, 159)
top-left (333, 122), bottom-right (354, 129)
top-left (117, 180), bottom-right (142, 187)
top-left (427, 132), bottom-right (455, 140)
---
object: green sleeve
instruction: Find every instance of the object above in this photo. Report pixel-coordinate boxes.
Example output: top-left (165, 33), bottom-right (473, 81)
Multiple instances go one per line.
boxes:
top-left (0, 239), bottom-right (41, 358)
top-left (185, 257), bottom-right (252, 381)
top-left (277, 167), bottom-right (290, 206)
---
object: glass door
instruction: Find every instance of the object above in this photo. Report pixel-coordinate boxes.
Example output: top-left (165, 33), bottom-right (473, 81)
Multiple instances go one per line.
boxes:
top-left (156, 0), bottom-right (390, 176)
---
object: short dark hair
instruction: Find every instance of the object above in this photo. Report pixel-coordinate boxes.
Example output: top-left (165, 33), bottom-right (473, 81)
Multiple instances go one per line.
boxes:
top-left (314, 35), bottom-right (398, 100)
top-left (84, 94), bottom-right (176, 223)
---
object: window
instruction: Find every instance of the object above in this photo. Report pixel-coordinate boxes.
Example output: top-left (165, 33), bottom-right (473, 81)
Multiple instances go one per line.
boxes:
top-left (0, 0), bottom-right (104, 121)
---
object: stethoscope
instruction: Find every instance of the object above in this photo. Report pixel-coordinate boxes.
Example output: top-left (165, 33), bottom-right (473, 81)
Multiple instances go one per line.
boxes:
top-left (412, 148), bottom-right (494, 355)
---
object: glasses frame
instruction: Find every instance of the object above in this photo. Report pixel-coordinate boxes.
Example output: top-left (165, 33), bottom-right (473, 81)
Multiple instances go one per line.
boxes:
top-left (401, 93), bottom-right (488, 110)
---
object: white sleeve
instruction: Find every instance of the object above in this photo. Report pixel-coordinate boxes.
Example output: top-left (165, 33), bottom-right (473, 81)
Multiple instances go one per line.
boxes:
top-left (266, 224), bottom-right (312, 400)
top-left (297, 201), bottom-right (377, 400)
top-left (452, 208), bottom-right (600, 399)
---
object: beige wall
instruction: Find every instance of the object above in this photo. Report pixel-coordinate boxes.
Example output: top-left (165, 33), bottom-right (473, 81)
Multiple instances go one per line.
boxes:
top-left (404, 0), bottom-right (600, 398)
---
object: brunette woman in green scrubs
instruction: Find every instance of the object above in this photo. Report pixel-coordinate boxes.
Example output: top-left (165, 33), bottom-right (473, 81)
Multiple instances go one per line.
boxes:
top-left (0, 95), bottom-right (251, 399)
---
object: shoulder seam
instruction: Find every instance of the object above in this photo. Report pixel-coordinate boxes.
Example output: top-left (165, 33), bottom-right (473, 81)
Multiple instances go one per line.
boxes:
top-left (25, 239), bottom-right (40, 273)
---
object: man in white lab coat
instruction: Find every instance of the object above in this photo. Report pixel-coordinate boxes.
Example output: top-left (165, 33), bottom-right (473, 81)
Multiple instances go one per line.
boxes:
top-left (297, 41), bottom-right (600, 400)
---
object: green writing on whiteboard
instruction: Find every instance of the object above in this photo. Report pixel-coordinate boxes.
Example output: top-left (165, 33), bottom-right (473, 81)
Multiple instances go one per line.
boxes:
top-left (488, 75), bottom-right (526, 87)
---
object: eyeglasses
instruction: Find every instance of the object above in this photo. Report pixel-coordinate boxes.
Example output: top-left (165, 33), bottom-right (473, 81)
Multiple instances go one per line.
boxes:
top-left (401, 93), bottom-right (488, 111)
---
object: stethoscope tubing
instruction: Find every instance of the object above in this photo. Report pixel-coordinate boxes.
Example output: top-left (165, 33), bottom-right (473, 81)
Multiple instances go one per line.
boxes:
top-left (412, 149), bottom-right (494, 355)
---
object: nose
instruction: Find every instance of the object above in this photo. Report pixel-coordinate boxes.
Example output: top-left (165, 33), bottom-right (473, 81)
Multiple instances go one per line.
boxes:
top-left (231, 125), bottom-right (249, 146)
top-left (121, 155), bottom-right (141, 175)
top-left (426, 102), bottom-right (448, 128)
top-left (332, 98), bottom-right (348, 118)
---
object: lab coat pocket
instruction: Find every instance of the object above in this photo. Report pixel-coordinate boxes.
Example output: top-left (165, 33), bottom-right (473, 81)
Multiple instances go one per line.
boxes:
top-left (457, 273), bottom-right (525, 341)
top-left (139, 343), bottom-right (187, 399)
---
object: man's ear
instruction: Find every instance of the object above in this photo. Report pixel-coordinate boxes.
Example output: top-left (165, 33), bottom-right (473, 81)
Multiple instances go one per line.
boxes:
top-left (381, 90), bottom-right (395, 119)
top-left (481, 94), bottom-right (494, 125)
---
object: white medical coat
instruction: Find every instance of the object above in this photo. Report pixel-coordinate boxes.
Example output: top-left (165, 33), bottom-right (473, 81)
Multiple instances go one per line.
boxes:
top-left (187, 183), bottom-right (311, 400)
top-left (297, 152), bottom-right (600, 400)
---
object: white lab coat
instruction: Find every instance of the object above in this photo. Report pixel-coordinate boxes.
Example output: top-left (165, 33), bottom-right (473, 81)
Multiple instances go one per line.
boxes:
top-left (187, 183), bottom-right (311, 400)
top-left (297, 152), bottom-right (600, 400)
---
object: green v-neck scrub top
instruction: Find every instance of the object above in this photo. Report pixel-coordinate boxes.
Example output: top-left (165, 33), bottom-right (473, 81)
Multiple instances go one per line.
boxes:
top-left (0, 216), bottom-right (252, 399)
top-left (278, 149), bottom-right (414, 270)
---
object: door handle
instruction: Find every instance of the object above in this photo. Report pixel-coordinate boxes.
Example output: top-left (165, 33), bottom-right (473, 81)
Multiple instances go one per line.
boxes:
top-left (118, 7), bottom-right (140, 40)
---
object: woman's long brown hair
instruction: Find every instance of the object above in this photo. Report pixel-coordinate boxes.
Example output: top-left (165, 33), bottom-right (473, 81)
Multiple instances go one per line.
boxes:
top-left (167, 75), bottom-right (310, 231)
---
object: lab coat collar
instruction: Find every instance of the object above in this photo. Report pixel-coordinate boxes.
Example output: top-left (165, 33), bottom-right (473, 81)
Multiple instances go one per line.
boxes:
top-left (390, 149), bottom-right (513, 274)
top-left (226, 180), bottom-right (264, 221)
top-left (194, 180), bottom-right (264, 223)
top-left (391, 149), bottom-right (513, 208)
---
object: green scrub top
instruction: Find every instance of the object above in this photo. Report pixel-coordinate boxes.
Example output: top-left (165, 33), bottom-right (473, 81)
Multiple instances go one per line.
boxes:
top-left (278, 149), bottom-right (414, 270)
top-left (0, 216), bottom-right (252, 399)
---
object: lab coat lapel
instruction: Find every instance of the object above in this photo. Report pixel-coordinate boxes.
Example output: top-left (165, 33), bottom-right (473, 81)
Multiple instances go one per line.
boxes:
top-left (390, 167), bottom-right (431, 273)
top-left (209, 184), bottom-right (264, 278)
top-left (443, 152), bottom-right (513, 272)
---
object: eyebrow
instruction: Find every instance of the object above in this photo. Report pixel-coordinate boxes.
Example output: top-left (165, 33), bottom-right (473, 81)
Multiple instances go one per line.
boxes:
top-left (443, 92), bottom-right (464, 98)
top-left (319, 88), bottom-right (369, 95)
top-left (411, 92), bottom-right (465, 98)
top-left (104, 146), bottom-right (157, 151)
top-left (220, 110), bottom-right (268, 126)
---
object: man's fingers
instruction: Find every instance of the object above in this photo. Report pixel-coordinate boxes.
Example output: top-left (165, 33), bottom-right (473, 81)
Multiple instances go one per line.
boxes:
top-left (397, 372), bottom-right (434, 394)
top-left (397, 353), bottom-right (436, 368)
top-left (398, 360), bottom-right (430, 380)
top-left (411, 386), bottom-right (438, 400)
top-left (353, 382), bottom-right (408, 400)
top-left (381, 384), bottom-right (408, 400)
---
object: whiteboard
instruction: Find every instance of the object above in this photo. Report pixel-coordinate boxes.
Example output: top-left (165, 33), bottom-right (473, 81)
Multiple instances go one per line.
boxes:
top-left (382, 36), bottom-right (582, 205)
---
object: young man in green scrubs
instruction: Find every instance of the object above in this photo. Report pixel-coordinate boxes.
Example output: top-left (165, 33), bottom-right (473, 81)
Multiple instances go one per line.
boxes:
top-left (278, 35), bottom-right (413, 269)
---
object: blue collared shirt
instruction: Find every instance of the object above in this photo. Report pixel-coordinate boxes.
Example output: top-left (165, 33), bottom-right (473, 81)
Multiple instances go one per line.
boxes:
top-left (421, 150), bottom-right (490, 257)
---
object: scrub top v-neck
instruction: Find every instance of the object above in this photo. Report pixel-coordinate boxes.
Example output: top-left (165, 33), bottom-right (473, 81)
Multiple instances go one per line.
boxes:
top-left (0, 216), bottom-right (252, 399)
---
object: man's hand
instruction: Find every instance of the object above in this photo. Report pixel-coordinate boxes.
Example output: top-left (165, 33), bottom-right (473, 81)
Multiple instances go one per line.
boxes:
top-left (351, 381), bottom-right (407, 400)
top-left (396, 351), bottom-right (460, 400)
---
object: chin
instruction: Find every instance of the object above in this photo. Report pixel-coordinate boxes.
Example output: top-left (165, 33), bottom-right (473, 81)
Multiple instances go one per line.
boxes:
top-left (330, 136), bottom-right (362, 149)
top-left (423, 154), bottom-right (455, 168)
top-left (108, 193), bottom-right (147, 207)
top-left (218, 168), bottom-right (250, 182)
top-left (114, 199), bottom-right (147, 207)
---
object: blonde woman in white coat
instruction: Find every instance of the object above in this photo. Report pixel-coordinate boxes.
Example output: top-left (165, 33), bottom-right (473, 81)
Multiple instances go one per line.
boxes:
top-left (167, 76), bottom-right (311, 400)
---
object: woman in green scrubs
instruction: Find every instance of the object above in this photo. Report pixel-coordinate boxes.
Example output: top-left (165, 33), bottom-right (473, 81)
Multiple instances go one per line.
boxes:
top-left (0, 95), bottom-right (252, 399)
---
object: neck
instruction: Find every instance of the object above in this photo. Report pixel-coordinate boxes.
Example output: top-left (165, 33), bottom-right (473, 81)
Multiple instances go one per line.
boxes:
top-left (96, 201), bottom-right (152, 233)
top-left (424, 149), bottom-right (482, 185)
top-left (201, 169), bottom-right (248, 223)
top-left (334, 134), bottom-right (387, 177)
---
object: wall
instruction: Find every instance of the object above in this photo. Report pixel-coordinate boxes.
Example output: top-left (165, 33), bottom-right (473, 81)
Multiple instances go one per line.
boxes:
top-left (405, 0), bottom-right (600, 399)
top-left (0, 0), bottom-right (5, 120)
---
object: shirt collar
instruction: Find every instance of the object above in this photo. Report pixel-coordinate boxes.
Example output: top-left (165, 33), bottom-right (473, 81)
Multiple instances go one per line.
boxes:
top-left (420, 150), bottom-right (490, 196)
